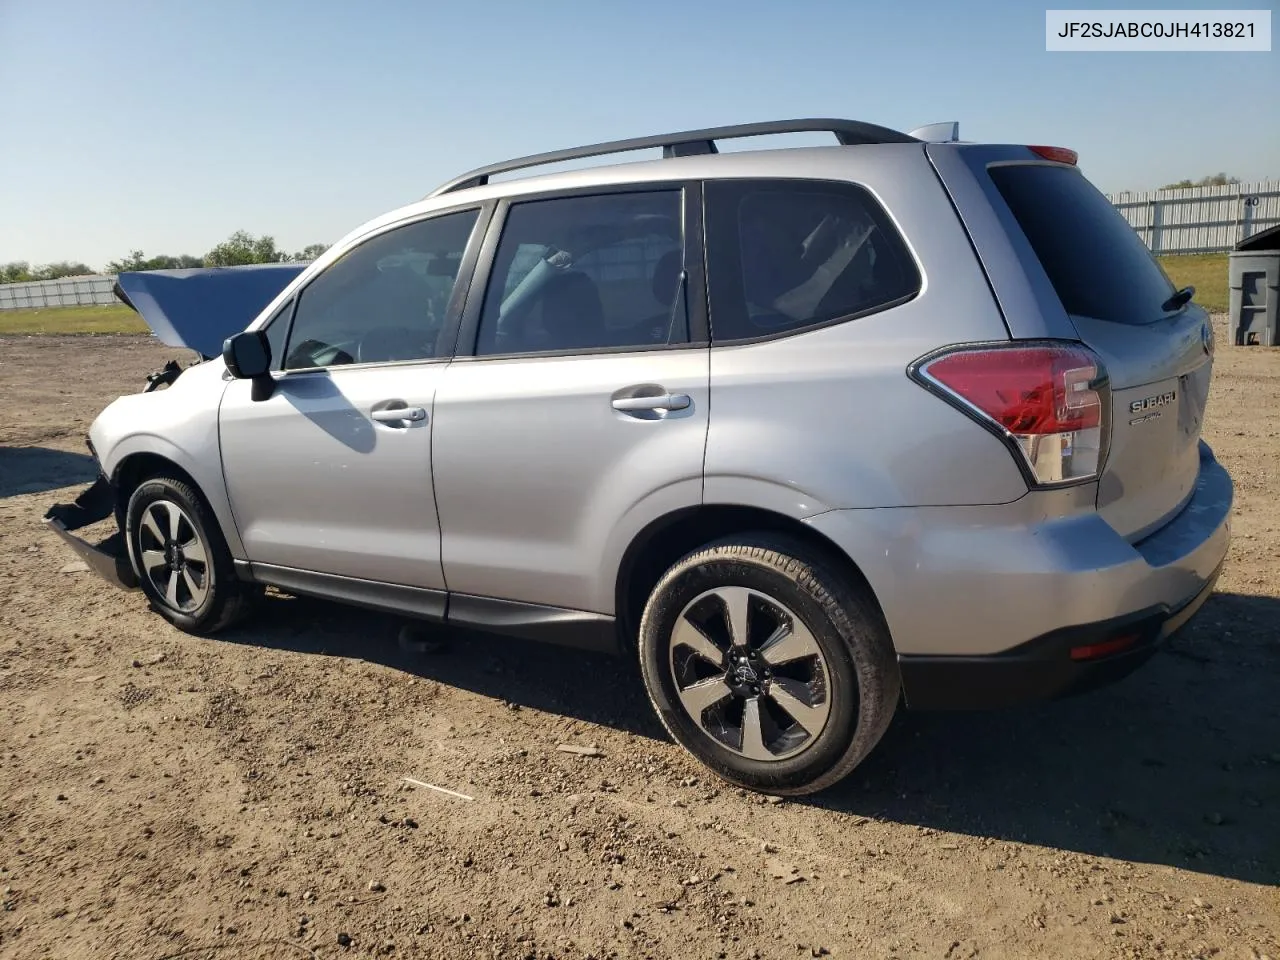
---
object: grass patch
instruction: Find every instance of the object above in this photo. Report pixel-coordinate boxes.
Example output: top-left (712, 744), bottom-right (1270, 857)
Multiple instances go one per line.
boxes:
top-left (0, 304), bottom-right (147, 335)
top-left (1158, 253), bottom-right (1229, 313)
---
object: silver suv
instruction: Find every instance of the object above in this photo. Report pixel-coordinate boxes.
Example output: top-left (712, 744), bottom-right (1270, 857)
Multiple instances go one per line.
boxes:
top-left (47, 119), bottom-right (1233, 795)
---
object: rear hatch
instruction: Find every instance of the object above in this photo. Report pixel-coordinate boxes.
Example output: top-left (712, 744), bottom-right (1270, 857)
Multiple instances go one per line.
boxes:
top-left (935, 147), bottom-right (1214, 541)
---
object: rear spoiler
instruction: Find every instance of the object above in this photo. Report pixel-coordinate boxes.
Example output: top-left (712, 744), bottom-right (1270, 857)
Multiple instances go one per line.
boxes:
top-left (114, 262), bottom-right (306, 359)
top-left (908, 122), bottom-right (961, 143)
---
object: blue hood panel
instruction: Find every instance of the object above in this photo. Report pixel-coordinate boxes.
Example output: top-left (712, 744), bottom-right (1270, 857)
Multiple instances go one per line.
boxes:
top-left (114, 263), bottom-right (306, 358)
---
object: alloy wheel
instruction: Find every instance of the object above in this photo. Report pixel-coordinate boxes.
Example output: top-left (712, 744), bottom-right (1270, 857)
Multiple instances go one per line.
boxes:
top-left (667, 586), bottom-right (834, 761)
top-left (137, 499), bottom-right (210, 613)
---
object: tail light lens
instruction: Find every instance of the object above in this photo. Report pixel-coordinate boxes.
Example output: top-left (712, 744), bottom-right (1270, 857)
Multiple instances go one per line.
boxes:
top-left (912, 343), bottom-right (1109, 486)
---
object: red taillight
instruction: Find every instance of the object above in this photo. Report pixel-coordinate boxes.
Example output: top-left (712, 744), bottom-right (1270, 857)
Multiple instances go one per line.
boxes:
top-left (923, 346), bottom-right (1101, 433)
top-left (1027, 145), bottom-right (1078, 165)
top-left (915, 343), bottom-right (1108, 486)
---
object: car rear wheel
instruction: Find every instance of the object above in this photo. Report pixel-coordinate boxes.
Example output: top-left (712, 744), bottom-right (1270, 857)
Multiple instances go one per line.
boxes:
top-left (125, 475), bottom-right (257, 635)
top-left (638, 534), bottom-right (899, 795)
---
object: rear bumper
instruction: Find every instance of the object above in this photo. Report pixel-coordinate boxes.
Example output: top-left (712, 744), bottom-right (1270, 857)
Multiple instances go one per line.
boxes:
top-left (896, 558), bottom-right (1222, 709)
top-left (805, 441), bottom-right (1232, 707)
top-left (43, 475), bottom-right (136, 590)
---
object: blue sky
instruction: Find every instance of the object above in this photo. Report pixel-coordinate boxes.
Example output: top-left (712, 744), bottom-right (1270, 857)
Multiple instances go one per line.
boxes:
top-left (1, 0), bottom-right (1276, 269)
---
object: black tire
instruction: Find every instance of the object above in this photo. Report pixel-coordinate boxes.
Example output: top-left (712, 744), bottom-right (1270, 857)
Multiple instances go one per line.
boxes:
top-left (637, 533), bottom-right (899, 796)
top-left (124, 474), bottom-right (258, 635)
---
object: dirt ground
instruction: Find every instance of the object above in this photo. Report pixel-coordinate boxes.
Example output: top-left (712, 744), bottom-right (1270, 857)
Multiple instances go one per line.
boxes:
top-left (1, 322), bottom-right (1277, 960)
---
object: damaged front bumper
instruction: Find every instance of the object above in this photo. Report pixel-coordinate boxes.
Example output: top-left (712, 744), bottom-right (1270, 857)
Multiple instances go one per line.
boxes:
top-left (43, 475), bottom-right (137, 590)
top-left (42, 360), bottom-right (190, 591)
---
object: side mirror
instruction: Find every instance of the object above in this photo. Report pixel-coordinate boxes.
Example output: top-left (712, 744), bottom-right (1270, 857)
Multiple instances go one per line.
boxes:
top-left (222, 330), bottom-right (275, 400)
top-left (222, 330), bottom-right (271, 379)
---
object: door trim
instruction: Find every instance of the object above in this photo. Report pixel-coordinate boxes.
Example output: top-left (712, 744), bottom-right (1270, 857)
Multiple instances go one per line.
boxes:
top-left (238, 561), bottom-right (619, 654)
top-left (246, 562), bottom-right (448, 620)
top-left (447, 593), bottom-right (619, 654)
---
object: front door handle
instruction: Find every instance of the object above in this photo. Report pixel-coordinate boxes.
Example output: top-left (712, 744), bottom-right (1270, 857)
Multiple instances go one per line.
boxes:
top-left (611, 393), bottom-right (691, 412)
top-left (371, 406), bottom-right (427, 424)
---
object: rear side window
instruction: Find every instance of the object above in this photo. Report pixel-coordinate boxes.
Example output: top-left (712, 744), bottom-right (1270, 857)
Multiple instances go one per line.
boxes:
top-left (475, 190), bottom-right (687, 356)
top-left (705, 179), bottom-right (920, 342)
top-left (988, 164), bottom-right (1176, 324)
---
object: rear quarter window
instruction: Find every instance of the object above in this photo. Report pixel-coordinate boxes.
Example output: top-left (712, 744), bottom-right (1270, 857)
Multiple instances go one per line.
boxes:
top-left (705, 179), bottom-right (920, 342)
top-left (988, 164), bottom-right (1177, 325)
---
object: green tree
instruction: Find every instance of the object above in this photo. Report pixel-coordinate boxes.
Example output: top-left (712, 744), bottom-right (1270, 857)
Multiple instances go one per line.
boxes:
top-left (106, 250), bottom-right (148, 273)
top-left (31, 261), bottom-right (94, 280)
top-left (106, 251), bottom-right (205, 273)
top-left (1160, 173), bottom-right (1241, 190)
top-left (204, 230), bottom-right (289, 267)
top-left (134, 254), bottom-right (203, 271)
top-left (294, 243), bottom-right (329, 262)
top-left (0, 261), bottom-right (94, 283)
top-left (1, 262), bottom-right (34, 283)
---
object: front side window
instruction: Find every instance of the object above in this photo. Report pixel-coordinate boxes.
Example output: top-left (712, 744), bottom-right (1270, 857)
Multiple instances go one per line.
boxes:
top-left (705, 180), bottom-right (920, 342)
top-left (282, 209), bottom-right (479, 370)
top-left (475, 190), bottom-right (686, 356)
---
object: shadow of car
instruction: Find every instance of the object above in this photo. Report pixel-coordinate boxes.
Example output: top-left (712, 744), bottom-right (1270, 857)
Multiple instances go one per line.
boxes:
top-left (0, 446), bottom-right (98, 499)
top-left (212, 588), bottom-right (1279, 886)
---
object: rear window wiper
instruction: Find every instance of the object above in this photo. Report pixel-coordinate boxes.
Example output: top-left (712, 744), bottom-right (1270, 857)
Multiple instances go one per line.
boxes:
top-left (1161, 286), bottom-right (1195, 312)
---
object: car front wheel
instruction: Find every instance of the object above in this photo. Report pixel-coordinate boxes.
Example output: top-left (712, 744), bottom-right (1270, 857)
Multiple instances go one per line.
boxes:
top-left (125, 474), bottom-right (256, 634)
top-left (638, 534), bottom-right (899, 796)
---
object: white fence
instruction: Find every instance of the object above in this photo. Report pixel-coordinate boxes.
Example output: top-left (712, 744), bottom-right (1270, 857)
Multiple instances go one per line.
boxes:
top-left (0, 274), bottom-right (118, 309)
top-left (1104, 180), bottom-right (1280, 255)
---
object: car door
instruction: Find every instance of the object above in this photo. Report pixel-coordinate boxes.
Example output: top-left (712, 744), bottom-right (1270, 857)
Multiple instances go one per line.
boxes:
top-left (432, 184), bottom-right (710, 623)
top-left (218, 206), bottom-right (486, 607)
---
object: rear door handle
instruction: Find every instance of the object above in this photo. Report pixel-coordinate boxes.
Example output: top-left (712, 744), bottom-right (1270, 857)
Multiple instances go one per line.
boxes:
top-left (371, 406), bottom-right (427, 424)
top-left (611, 393), bottom-right (691, 412)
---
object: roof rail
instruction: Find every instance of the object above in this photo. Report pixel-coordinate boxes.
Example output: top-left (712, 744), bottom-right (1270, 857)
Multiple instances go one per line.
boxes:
top-left (427, 118), bottom-right (920, 198)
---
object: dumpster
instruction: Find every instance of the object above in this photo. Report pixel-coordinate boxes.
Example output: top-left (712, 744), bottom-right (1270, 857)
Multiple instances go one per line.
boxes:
top-left (1229, 224), bottom-right (1280, 346)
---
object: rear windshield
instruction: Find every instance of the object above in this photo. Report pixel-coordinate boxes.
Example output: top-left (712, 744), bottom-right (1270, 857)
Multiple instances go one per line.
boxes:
top-left (988, 164), bottom-right (1176, 325)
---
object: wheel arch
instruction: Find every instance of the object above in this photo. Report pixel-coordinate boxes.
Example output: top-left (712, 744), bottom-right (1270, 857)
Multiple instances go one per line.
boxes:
top-left (109, 444), bottom-right (246, 560)
top-left (114, 453), bottom-right (261, 633)
top-left (114, 451), bottom-right (199, 501)
top-left (614, 504), bottom-right (888, 652)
